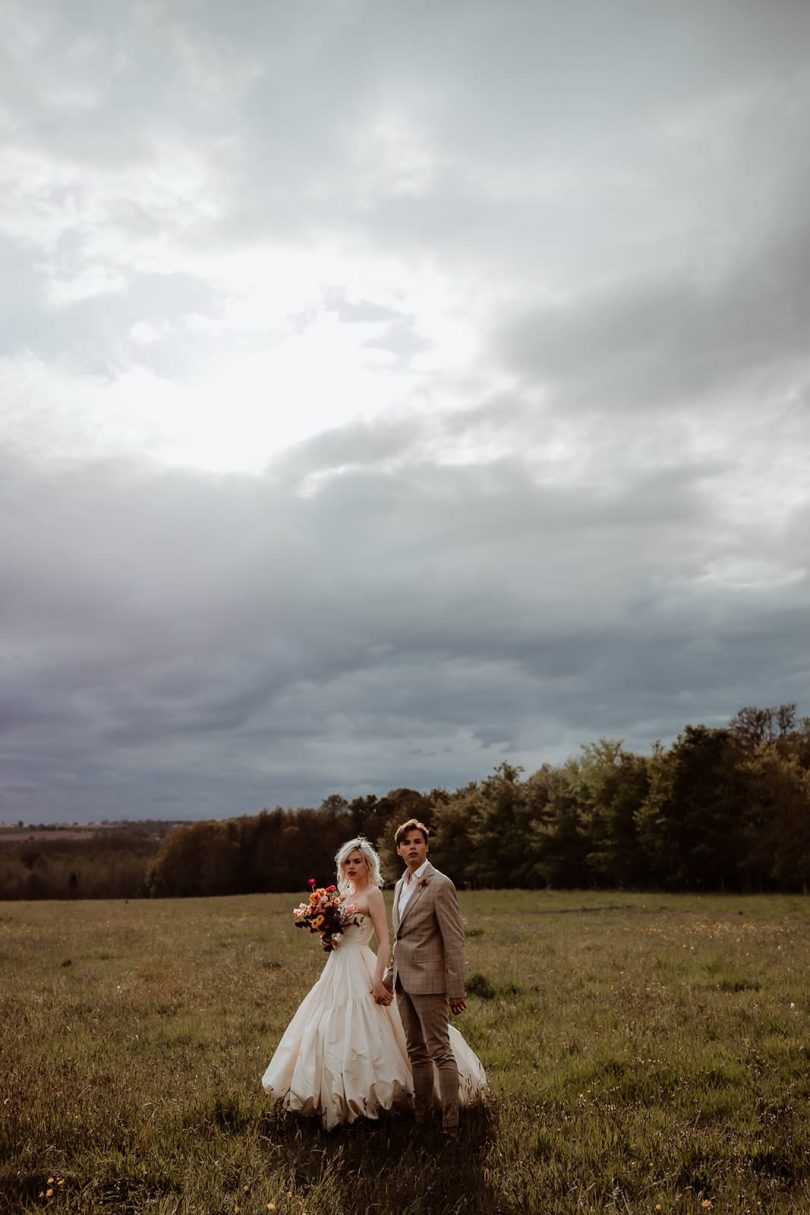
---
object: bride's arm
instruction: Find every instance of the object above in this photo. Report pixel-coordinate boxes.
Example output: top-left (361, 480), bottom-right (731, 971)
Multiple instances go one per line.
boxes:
top-left (365, 887), bottom-right (393, 1005)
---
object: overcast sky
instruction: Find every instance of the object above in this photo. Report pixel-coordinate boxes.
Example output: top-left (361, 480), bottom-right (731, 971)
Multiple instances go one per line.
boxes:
top-left (3, 0), bottom-right (809, 823)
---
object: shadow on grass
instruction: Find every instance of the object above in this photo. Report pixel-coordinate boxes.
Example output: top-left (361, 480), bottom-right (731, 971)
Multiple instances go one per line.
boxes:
top-left (258, 1100), bottom-right (509, 1214)
top-left (0, 1167), bottom-right (175, 1215)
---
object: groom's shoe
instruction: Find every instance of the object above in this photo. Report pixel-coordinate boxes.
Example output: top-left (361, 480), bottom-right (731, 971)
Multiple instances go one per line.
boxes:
top-left (441, 1123), bottom-right (459, 1139)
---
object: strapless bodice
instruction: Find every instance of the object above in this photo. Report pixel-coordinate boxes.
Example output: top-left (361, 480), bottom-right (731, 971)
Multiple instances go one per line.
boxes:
top-left (336, 915), bottom-right (373, 949)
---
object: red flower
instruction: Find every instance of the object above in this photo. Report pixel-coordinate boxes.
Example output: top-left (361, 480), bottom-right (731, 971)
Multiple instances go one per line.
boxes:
top-left (307, 877), bottom-right (317, 887)
top-left (325, 884), bottom-right (336, 893)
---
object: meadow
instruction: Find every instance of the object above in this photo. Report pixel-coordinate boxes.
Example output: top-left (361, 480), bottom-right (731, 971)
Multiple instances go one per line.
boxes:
top-left (1, 890), bottom-right (808, 1215)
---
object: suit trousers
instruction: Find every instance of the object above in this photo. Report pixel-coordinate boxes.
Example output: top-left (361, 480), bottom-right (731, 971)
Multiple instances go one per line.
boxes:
top-left (396, 984), bottom-right (459, 1130)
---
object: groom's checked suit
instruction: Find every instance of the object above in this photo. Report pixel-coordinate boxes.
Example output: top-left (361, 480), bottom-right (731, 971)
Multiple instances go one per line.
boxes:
top-left (387, 860), bottom-right (466, 1132)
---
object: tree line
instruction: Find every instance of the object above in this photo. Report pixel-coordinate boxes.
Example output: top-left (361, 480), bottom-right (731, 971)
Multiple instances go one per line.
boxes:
top-left (0, 823), bottom-right (174, 901)
top-left (3, 705), bottom-right (809, 899)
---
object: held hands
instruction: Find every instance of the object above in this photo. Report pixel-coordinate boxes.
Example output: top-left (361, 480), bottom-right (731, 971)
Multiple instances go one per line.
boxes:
top-left (449, 996), bottom-right (466, 1015)
top-left (372, 981), bottom-right (393, 1006)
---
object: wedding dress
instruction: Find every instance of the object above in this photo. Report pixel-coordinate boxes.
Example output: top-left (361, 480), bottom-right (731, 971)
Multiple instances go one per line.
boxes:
top-left (261, 916), bottom-right (487, 1129)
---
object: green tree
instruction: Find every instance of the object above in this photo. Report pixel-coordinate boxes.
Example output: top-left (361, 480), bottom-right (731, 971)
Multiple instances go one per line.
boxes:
top-left (729, 703), bottom-right (797, 747)
top-left (742, 747), bottom-right (810, 892)
top-left (574, 740), bottom-right (650, 887)
top-left (146, 821), bottom-right (239, 896)
top-left (636, 726), bottom-right (749, 890)
top-left (429, 783), bottom-right (479, 887)
top-left (524, 761), bottom-right (591, 889)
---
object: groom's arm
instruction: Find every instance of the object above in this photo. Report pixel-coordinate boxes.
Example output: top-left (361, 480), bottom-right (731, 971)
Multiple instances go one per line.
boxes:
top-left (434, 878), bottom-right (466, 1007)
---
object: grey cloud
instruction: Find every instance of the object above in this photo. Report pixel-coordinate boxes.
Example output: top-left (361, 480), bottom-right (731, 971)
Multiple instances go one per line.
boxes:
top-left (3, 0), bottom-right (808, 378)
top-left (5, 430), bottom-right (808, 820)
top-left (0, 237), bottom-right (50, 355)
top-left (321, 291), bottom-right (431, 362)
top-left (8, 270), bottom-right (220, 373)
top-left (323, 290), bottom-right (402, 325)
top-left (3, 1), bottom-right (810, 821)
top-left (497, 213), bottom-right (810, 415)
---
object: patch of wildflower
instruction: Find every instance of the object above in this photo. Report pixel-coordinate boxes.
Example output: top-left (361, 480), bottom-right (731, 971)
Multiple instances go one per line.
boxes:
top-left (38, 1175), bottom-right (65, 1199)
top-left (292, 877), bottom-right (358, 951)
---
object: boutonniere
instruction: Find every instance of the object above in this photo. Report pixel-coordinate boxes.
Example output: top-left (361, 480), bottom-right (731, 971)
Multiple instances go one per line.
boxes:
top-left (418, 876), bottom-right (430, 890)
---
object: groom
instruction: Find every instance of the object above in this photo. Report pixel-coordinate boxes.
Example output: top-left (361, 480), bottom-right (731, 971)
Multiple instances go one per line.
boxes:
top-left (384, 817), bottom-right (466, 1137)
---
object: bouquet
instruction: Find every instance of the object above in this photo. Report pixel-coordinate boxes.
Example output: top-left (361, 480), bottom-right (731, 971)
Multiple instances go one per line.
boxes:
top-left (293, 878), bottom-right (358, 951)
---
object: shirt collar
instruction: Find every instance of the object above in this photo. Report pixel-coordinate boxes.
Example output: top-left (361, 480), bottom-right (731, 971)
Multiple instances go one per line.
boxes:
top-left (405, 860), bottom-right (430, 884)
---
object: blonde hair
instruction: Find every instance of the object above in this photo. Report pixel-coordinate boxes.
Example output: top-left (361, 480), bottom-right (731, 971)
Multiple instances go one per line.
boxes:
top-left (335, 837), bottom-right (384, 895)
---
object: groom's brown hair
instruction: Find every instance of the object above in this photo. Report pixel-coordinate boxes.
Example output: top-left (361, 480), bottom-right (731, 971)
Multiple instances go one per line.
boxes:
top-left (394, 818), bottom-right (430, 846)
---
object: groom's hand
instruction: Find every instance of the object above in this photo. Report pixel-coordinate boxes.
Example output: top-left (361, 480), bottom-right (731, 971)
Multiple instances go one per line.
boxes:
top-left (449, 997), bottom-right (466, 1015)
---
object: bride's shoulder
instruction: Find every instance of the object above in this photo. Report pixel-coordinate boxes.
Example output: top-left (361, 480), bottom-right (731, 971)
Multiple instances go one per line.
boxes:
top-left (352, 885), bottom-right (384, 916)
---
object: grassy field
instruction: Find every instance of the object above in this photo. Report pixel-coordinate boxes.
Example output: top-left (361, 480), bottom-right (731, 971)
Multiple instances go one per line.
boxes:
top-left (1, 890), bottom-right (809, 1215)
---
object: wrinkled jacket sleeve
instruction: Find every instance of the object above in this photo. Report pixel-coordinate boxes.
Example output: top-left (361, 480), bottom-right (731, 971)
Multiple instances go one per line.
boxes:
top-left (434, 878), bottom-right (466, 1000)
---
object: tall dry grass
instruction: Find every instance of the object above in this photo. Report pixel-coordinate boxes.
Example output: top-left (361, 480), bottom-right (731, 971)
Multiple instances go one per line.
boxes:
top-left (1, 890), bottom-right (808, 1213)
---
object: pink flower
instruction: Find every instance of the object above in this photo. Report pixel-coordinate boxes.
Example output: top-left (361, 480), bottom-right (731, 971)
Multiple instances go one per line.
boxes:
top-left (326, 884), bottom-right (336, 893)
top-left (307, 877), bottom-right (317, 887)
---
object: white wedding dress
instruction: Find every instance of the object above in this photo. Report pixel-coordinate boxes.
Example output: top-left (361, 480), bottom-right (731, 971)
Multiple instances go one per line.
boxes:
top-left (262, 916), bottom-right (487, 1129)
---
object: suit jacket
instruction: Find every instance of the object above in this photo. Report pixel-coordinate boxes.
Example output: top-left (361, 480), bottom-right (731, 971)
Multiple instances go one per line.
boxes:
top-left (385, 862), bottom-right (466, 999)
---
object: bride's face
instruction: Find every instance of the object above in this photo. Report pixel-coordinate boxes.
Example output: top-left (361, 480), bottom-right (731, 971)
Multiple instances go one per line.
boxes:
top-left (343, 849), bottom-right (368, 886)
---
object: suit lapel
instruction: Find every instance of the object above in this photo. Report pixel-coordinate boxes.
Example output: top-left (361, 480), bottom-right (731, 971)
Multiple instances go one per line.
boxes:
top-left (397, 862), bottom-right (435, 930)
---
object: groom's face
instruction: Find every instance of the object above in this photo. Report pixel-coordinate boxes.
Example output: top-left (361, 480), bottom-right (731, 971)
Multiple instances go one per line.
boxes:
top-left (397, 829), bottom-right (428, 870)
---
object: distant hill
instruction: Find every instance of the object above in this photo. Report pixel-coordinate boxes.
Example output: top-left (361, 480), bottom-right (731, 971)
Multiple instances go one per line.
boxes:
top-left (0, 820), bottom-right (186, 843)
top-left (0, 820), bottom-right (189, 900)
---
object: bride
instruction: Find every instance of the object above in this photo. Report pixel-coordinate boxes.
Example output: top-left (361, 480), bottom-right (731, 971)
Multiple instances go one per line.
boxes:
top-left (261, 837), bottom-right (487, 1129)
